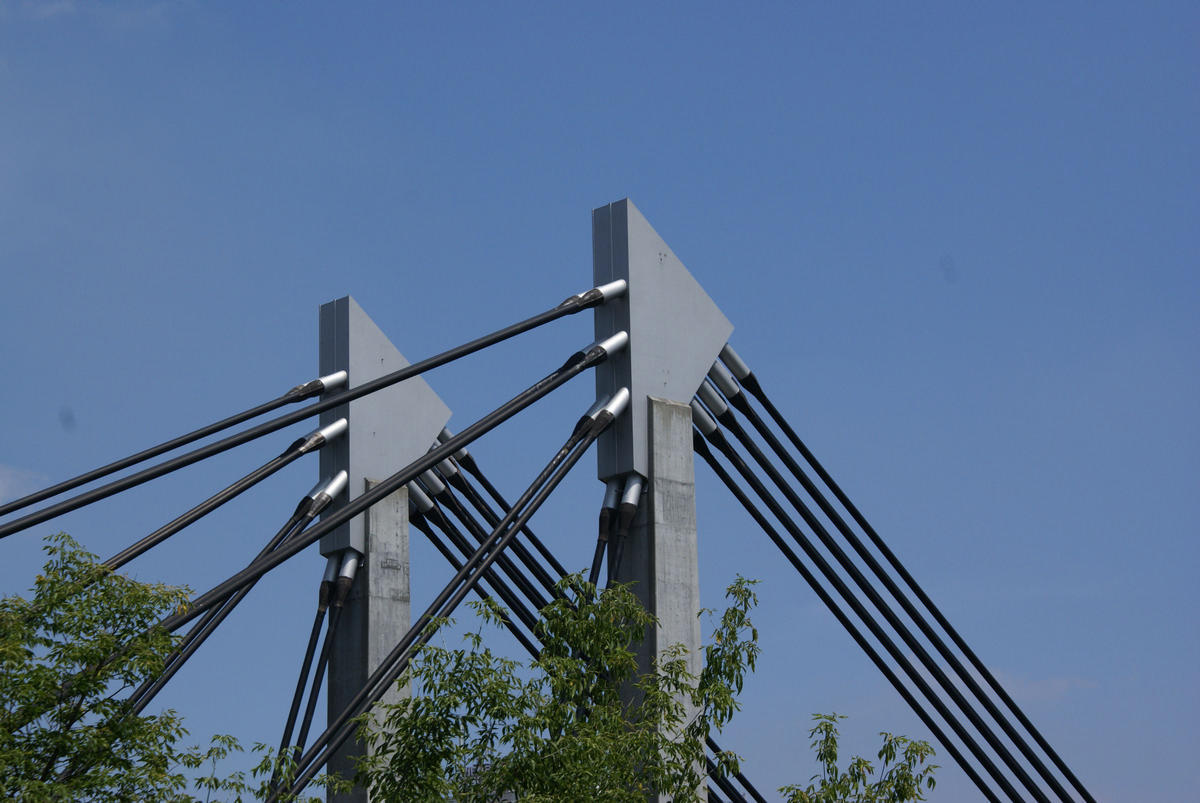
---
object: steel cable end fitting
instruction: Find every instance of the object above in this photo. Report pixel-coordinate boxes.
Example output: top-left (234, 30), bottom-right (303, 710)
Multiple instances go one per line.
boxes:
top-left (598, 479), bottom-right (622, 542)
top-left (436, 458), bottom-right (460, 482)
top-left (578, 387), bottom-right (631, 438)
top-left (438, 427), bottom-right (475, 467)
top-left (407, 482), bottom-right (435, 515)
top-left (598, 386), bottom-right (631, 421)
top-left (334, 550), bottom-right (361, 607)
top-left (419, 469), bottom-right (447, 498)
top-left (719, 342), bottom-right (765, 396)
top-left (566, 330), bottom-right (628, 370)
top-left (285, 370), bottom-right (350, 401)
top-left (562, 278), bottom-right (629, 310)
top-left (690, 399), bottom-right (719, 437)
top-left (697, 380), bottom-right (732, 422)
top-left (308, 470), bottom-right (349, 517)
top-left (719, 343), bottom-right (751, 381)
top-left (297, 418), bottom-right (348, 454)
top-left (616, 474), bottom-right (644, 537)
top-left (318, 554), bottom-right (339, 612)
top-left (707, 359), bottom-right (742, 399)
top-left (594, 330), bottom-right (630, 358)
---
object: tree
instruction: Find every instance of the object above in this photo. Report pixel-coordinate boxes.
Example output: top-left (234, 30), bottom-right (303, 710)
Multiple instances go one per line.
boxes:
top-left (1, 535), bottom-right (936, 803)
top-left (0, 532), bottom-right (317, 802)
top-left (356, 576), bottom-right (761, 803)
top-left (780, 713), bottom-right (938, 803)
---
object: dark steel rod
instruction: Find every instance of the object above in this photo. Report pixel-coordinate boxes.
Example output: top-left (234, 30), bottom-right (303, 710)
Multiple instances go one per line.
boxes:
top-left (0, 282), bottom-right (622, 541)
top-left (161, 334), bottom-right (624, 633)
top-left (721, 351), bottom-right (1093, 803)
top-left (692, 428), bottom-right (1014, 802)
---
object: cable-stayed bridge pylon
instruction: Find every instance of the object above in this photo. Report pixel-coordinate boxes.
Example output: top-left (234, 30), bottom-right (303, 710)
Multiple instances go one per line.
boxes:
top-left (0, 199), bottom-right (1094, 803)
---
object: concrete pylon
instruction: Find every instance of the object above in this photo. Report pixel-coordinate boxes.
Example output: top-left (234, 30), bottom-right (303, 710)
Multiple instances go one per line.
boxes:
top-left (317, 297), bottom-right (451, 802)
top-left (593, 200), bottom-right (732, 801)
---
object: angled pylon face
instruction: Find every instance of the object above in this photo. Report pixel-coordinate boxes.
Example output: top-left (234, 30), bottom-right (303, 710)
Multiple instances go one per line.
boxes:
top-left (593, 199), bottom-right (733, 481)
top-left (318, 296), bottom-right (452, 555)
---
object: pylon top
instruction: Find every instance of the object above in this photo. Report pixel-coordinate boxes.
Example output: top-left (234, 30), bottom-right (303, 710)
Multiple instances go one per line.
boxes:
top-left (592, 199), bottom-right (733, 481)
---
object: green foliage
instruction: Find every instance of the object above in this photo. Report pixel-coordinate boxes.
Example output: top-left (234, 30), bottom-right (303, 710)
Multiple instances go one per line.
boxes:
top-left (357, 575), bottom-right (761, 803)
top-left (0, 532), bottom-right (328, 802)
top-left (0, 533), bottom-right (197, 800)
top-left (780, 713), bottom-right (938, 803)
top-left (1, 535), bottom-right (936, 803)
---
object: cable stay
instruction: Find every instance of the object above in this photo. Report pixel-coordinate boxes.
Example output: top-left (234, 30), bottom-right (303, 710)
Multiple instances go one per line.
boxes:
top-left (160, 331), bottom-right (628, 635)
top-left (715, 344), bottom-right (1096, 803)
top-left (706, 736), bottom-right (770, 803)
top-left (103, 420), bottom-right (346, 572)
top-left (270, 554), bottom-right (340, 792)
top-left (0, 279), bottom-right (628, 543)
top-left (694, 390), bottom-right (1052, 801)
top-left (693, 399), bottom-right (1028, 799)
top-left (605, 475), bottom-right (643, 587)
top-left (695, 381), bottom-right (1062, 802)
top-left (292, 550), bottom-right (360, 765)
top-left (696, 344), bottom-right (1095, 802)
top-left (268, 388), bottom-right (630, 801)
top-left (429, 455), bottom-right (565, 603)
top-left (0, 371), bottom-right (348, 520)
top-left (699, 374), bottom-right (1080, 802)
top-left (436, 427), bottom-right (571, 581)
top-left (128, 472), bottom-right (347, 717)
top-left (690, 429), bottom-right (1005, 803)
top-left (407, 483), bottom-right (541, 657)
top-left (417, 468), bottom-right (551, 613)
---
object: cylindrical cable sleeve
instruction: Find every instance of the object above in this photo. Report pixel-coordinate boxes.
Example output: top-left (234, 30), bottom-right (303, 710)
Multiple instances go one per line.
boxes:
top-left (437, 427), bottom-right (472, 464)
top-left (602, 478), bottom-right (621, 513)
top-left (419, 469), bottom-right (447, 497)
top-left (619, 474), bottom-right (644, 511)
top-left (696, 380), bottom-right (730, 419)
top-left (407, 482), bottom-right (435, 513)
top-left (707, 360), bottom-right (742, 400)
top-left (318, 554), bottom-right (339, 612)
top-left (718, 343), bottom-right (752, 381)
top-left (333, 554), bottom-right (360, 607)
top-left (597, 509), bottom-right (613, 543)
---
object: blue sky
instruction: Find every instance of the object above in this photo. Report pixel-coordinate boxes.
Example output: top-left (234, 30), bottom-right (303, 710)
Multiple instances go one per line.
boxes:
top-left (1, 2), bottom-right (1197, 800)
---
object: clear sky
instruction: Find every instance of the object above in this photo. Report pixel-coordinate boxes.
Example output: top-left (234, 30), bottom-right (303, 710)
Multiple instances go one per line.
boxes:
top-left (1, 3), bottom-right (1197, 801)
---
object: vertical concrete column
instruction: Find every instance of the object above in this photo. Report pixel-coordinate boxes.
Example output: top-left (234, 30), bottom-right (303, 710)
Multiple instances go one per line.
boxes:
top-left (610, 396), bottom-right (705, 803)
top-left (318, 296), bottom-right (450, 802)
top-left (327, 482), bottom-right (410, 803)
top-left (593, 199), bottom-right (729, 802)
